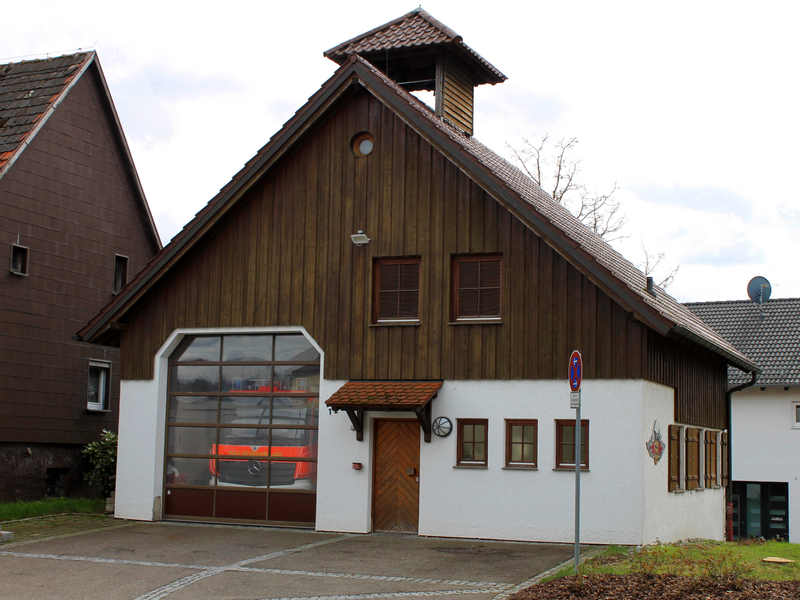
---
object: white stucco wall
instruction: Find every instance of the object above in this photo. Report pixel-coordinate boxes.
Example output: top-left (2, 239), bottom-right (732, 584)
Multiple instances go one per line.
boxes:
top-left (732, 386), bottom-right (800, 542)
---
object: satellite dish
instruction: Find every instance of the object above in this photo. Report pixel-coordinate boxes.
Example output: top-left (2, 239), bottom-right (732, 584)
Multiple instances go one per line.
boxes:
top-left (747, 276), bottom-right (772, 303)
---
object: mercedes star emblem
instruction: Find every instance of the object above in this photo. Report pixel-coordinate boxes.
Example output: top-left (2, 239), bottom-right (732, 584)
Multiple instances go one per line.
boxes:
top-left (247, 459), bottom-right (262, 475)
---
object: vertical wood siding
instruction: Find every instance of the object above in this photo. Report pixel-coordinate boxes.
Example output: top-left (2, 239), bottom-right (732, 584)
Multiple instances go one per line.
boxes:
top-left (119, 89), bottom-right (726, 428)
top-left (0, 68), bottom-right (157, 445)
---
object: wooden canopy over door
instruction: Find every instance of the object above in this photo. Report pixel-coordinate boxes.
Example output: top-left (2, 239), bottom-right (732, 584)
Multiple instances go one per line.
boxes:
top-left (373, 419), bottom-right (420, 533)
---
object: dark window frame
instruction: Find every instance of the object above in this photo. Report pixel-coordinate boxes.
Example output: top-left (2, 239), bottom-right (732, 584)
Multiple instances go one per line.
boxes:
top-left (450, 255), bottom-right (502, 321)
top-left (505, 419), bottom-right (538, 468)
top-left (457, 418), bottom-right (488, 467)
top-left (555, 419), bottom-right (589, 470)
top-left (114, 254), bottom-right (129, 294)
top-left (10, 244), bottom-right (29, 275)
top-left (372, 257), bottom-right (421, 323)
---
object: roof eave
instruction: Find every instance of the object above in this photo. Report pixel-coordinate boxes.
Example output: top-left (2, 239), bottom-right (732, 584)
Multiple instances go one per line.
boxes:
top-left (672, 326), bottom-right (759, 374)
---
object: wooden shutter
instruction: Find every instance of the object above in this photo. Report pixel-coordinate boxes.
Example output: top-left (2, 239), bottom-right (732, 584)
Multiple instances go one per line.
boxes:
top-left (721, 431), bottom-right (729, 486)
top-left (705, 431), bottom-right (718, 487)
top-left (375, 259), bottom-right (420, 321)
top-left (668, 424), bottom-right (681, 492)
top-left (454, 256), bottom-right (501, 319)
top-left (685, 427), bottom-right (700, 490)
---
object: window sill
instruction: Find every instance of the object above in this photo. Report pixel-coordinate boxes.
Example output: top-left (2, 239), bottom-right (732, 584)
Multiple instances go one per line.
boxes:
top-left (453, 465), bottom-right (488, 469)
top-left (672, 489), bottom-right (685, 494)
top-left (9, 270), bottom-right (29, 277)
top-left (449, 320), bottom-right (503, 326)
top-left (86, 408), bottom-right (112, 413)
top-left (370, 321), bottom-right (420, 327)
top-left (503, 466), bottom-right (537, 471)
top-left (553, 467), bottom-right (589, 472)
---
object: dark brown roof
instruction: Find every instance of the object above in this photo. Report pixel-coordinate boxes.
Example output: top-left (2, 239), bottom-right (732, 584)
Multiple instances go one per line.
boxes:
top-left (686, 298), bottom-right (800, 387)
top-left (78, 53), bottom-right (755, 374)
top-left (0, 52), bottom-right (92, 174)
top-left (326, 381), bottom-right (442, 409)
top-left (324, 9), bottom-right (506, 86)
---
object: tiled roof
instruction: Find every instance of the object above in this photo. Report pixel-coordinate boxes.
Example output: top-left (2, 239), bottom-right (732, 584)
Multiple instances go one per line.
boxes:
top-left (325, 381), bottom-right (443, 409)
top-left (0, 53), bottom-right (92, 174)
top-left (324, 9), bottom-right (506, 85)
top-left (686, 299), bottom-right (800, 387)
top-left (79, 54), bottom-right (755, 373)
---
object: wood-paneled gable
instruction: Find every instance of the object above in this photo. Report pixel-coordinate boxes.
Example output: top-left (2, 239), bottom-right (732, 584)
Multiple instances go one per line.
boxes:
top-left (0, 65), bottom-right (158, 445)
top-left (118, 88), bottom-right (724, 428)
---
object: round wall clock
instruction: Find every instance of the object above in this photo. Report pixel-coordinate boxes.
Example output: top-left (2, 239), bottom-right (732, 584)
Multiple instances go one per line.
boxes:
top-left (432, 416), bottom-right (453, 437)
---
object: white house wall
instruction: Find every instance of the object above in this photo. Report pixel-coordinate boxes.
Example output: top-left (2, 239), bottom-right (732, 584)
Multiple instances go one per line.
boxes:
top-left (732, 386), bottom-right (800, 542)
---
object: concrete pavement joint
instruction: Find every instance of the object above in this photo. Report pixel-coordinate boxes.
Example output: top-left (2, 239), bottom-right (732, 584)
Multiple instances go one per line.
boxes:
top-left (0, 520), bottom-right (136, 548)
top-left (261, 590), bottom-right (509, 600)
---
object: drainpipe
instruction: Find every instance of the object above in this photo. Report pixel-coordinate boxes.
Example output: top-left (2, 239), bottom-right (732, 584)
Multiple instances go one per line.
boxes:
top-left (726, 370), bottom-right (757, 541)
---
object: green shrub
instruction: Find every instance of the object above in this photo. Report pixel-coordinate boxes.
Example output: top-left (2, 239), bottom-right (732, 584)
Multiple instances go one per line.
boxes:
top-left (82, 430), bottom-right (118, 497)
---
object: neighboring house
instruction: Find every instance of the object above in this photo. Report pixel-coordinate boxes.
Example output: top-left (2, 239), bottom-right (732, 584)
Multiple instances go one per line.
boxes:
top-left (79, 10), bottom-right (755, 545)
top-left (687, 297), bottom-right (799, 542)
top-left (0, 52), bottom-right (161, 500)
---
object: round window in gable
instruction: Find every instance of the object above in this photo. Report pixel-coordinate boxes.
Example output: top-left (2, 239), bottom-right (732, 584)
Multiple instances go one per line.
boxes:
top-left (351, 132), bottom-right (375, 157)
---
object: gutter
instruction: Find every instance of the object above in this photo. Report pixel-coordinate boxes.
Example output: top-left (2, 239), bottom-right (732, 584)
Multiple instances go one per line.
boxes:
top-left (725, 370), bottom-right (758, 541)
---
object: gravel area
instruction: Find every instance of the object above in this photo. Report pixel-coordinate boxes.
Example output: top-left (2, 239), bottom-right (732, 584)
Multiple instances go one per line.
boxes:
top-left (509, 574), bottom-right (800, 600)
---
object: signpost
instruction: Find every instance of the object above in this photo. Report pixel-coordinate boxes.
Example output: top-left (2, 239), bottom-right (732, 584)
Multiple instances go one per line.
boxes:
top-left (569, 350), bottom-right (582, 574)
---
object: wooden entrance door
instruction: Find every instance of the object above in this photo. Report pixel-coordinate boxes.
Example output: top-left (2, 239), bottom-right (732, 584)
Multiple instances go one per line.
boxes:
top-left (372, 419), bottom-right (420, 533)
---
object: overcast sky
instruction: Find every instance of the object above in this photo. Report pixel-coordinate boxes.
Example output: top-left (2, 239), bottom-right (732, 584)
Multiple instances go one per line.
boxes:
top-left (4, 1), bottom-right (799, 302)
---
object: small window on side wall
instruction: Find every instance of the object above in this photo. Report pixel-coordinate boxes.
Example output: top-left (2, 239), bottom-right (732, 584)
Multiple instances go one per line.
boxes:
top-left (10, 244), bottom-right (29, 275)
top-left (457, 419), bottom-right (488, 467)
top-left (88, 360), bottom-right (111, 411)
top-left (792, 403), bottom-right (800, 429)
top-left (373, 258), bottom-right (420, 323)
top-left (114, 255), bottom-right (128, 294)
top-left (555, 419), bottom-right (588, 469)
top-left (451, 255), bottom-right (502, 321)
top-left (505, 420), bottom-right (537, 468)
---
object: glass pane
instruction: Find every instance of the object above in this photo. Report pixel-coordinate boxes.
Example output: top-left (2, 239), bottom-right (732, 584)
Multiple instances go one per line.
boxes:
top-left (511, 425), bottom-right (522, 443)
top-left (275, 335), bottom-right (319, 362)
top-left (166, 457), bottom-right (214, 486)
top-left (170, 365), bottom-right (219, 392)
top-left (219, 396), bottom-right (271, 425)
top-left (380, 263), bottom-right (400, 291)
top-left (480, 260), bottom-right (501, 287)
top-left (463, 425), bottom-right (473, 443)
top-left (88, 367), bottom-right (102, 404)
top-left (174, 337), bottom-right (220, 362)
top-left (475, 424), bottom-right (485, 442)
top-left (271, 428), bottom-right (314, 448)
top-left (273, 397), bottom-right (319, 426)
top-left (459, 260), bottom-right (479, 288)
top-left (274, 365), bottom-right (319, 392)
top-left (511, 445), bottom-right (522, 462)
top-left (222, 335), bottom-right (273, 362)
top-left (479, 288), bottom-right (501, 317)
top-left (562, 425), bottom-right (574, 444)
top-left (458, 289), bottom-right (479, 317)
top-left (167, 426), bottom-right (216, 455)
top-left (474, 443), bottom-right (485, 461)
top-left (796, 405), bottom-right (800, 423)
top-left (523, 445), bottom-right (534, 462)
top-left (462, 443), bottom-right (473, 460)
top-left (219, 427), bottom-right (270, 449)
top-left (169, 396), bottom-right (217, 423)
top-left (221, 365), bottom-right (272, 392)
top-left (523, 425), bottom-right (535, 443)
top-left (562, 445), bottom-right (574, 464)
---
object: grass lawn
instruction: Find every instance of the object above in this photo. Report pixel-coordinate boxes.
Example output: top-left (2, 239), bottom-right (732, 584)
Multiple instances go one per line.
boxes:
top-left (547, 539), bottom-right (800, 582)
top-left (0, 497), bottom-right (105, 522)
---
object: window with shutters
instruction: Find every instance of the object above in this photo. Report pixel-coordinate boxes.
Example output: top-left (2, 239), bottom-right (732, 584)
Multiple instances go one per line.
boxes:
top-left (451, 255), bottom-right (502, 321)
top-left (505, 420), bottom-right (537, 468)
top-left (668, 424), bottom-right (682, 492)
top-left (685, 427), bottom-right (701, 490)
top-left (457, 419), bottom-right (488, 467)
top-left (555, 420), bottom-right (588, 470)
top-left (372, 258), bottom-right (421, 323)
top-left (705, 430), bottom-right (718, 488)
top-left (721, 431), bottom-right (729, 486)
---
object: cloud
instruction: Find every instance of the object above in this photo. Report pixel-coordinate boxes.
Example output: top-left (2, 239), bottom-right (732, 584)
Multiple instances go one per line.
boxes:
top-left (683, 241), bottom-right (765, 267)
top-left (778, 205), bottom-right (800, 227)
top-left (635, 186), bottom-right (753, 219)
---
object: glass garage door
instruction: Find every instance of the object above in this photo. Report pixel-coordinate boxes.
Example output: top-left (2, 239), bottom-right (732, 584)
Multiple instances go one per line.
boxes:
top-left (163, 334), bottom-right (319, 526)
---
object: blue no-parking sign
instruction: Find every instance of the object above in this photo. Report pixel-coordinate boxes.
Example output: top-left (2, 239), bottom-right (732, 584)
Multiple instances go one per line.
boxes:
top-left (569, 350), bottom-right (582, 392)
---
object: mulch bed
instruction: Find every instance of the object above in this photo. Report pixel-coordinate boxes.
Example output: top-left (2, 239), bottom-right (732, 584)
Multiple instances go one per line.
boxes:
top-left (510, 574), bottom-right (800, 600)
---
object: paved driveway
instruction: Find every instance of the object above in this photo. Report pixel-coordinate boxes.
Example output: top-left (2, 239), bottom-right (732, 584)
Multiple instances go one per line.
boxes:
top-left (0, 519), bottom-right (581, 600)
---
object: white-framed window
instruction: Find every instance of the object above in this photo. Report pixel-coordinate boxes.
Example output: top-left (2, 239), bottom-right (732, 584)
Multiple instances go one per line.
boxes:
top-left (88, 360), bottom-right (111, 411)
top-left (792, 402), bottom-right (800, 429)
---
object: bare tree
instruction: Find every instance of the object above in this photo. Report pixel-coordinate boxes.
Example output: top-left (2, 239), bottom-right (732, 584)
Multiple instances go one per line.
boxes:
top-left (508, 135), bottom-right (679, 289)
top-left (507, 135), bottom-right (626, 242)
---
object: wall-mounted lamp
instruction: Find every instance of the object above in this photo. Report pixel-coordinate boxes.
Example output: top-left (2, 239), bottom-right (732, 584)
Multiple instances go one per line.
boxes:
top-left (350, 230), bottom-right (370, 246)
